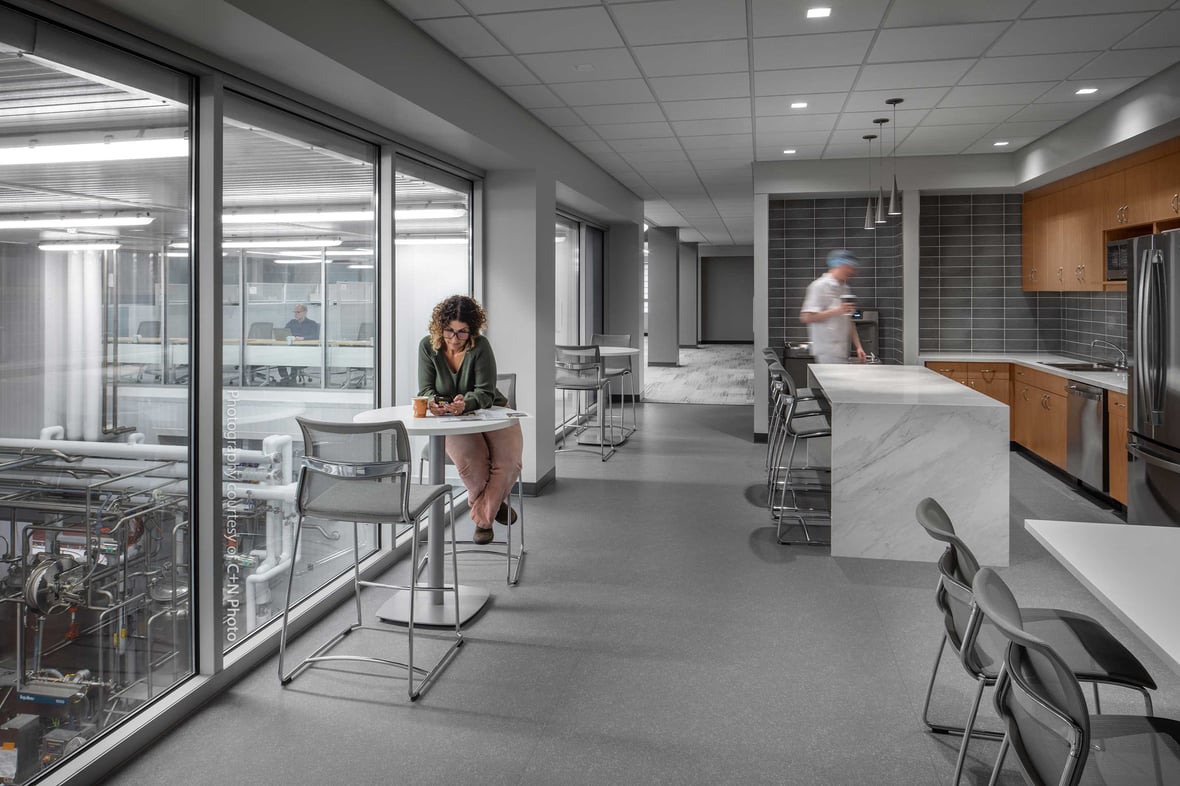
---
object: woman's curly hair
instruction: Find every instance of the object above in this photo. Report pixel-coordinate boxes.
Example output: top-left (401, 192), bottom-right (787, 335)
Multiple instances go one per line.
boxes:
top-left (428, 295), bottom-right (487, 351)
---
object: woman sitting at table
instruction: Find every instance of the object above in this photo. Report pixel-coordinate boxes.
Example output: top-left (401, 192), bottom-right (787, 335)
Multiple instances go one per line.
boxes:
top-left (418, 295), bottom-right (522, 545)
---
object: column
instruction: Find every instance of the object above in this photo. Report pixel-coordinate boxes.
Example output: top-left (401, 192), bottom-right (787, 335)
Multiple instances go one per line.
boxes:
top-left (753, 193), bottom-right (770, 439)
top-left (483, 169), bottom-right (556, 493)
top-left (646, 226), bottom-right (680, 366)
top-left (606, 220), bottom-right (644, 396)
top-left (678, 242), bottom-right (699, 347)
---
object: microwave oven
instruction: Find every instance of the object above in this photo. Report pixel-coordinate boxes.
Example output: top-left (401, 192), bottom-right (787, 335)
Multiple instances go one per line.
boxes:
top-left (1105, 239), bottom-right (1129, 281)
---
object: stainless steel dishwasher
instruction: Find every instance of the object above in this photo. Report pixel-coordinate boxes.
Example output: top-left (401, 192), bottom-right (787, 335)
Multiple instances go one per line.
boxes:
top-left (1065, 381), bottom-right (1106, 490)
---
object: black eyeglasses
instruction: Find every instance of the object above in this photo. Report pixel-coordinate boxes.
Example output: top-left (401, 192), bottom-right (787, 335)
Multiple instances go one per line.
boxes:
top-left (443, 328), bottom-right (471, 340)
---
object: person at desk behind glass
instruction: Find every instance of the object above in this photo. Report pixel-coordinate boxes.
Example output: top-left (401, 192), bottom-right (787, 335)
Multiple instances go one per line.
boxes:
top-left (800, 249), bottom-right (867, 364)
top-left (278, 304), bottom-right (319, 384)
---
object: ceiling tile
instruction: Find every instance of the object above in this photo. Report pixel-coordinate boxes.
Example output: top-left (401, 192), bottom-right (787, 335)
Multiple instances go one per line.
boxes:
top-left (826, 128), bottom-right (894, 146)
top-left (1071, 48), bottom-right (1180, 79)
top-left (843, 86), bottom-right (950, 111)
top-left (855, 60), bottom-right (975, 90)
top-left (960, 136), bottom-right (1034, 154)
top-left (632, 40), bottom-right (749, 78)
top-left (990, 119), bottom-right (1068, 137)
top-left (898, 123), bottom-right (992, 149)
top-left (687, 148), bottom-right (753, 161)
top-left (868, 23), bottom-right (1008, 63)
top-left (480, 7), bottom-right (623, 53)
top-left (465, 55), bottom-right (538, 85)
top-left (555, 125), bottom-right (601, 141)
top-left (611, 0), bottom-right (748, 45)
top-left (834, 109), bottom-right (929, 130)
top-left (595, 121), bottom-right (676, 140)
top-left (679, 133), bottom-right (752, 150)
top-left (960, 53), bottom-right (1097, 85)
top-left (882, 0), bottom-right (1032, 27)
top-left (1035, 77), bottom-right (1141, 103)
top-left (751, 0), bottom-right (890, 35)
top-left (753, 66), bottom-right (860, 96)
top-left (1005, 102), bottom-right (1091, 122)
top-left (574, 103), bottom-right (668, 124)
top-left (1115, 9), bottom-right (1180, 49)
top-left (989, 14), bottom-right (1156, 56)
top-left (671, 118), bottom-right (753, 136)
top-left (518, 49), bottom-right (641, 83)
top-left (383, 0), bottom-right (467, 20)
top-left (465, 0), bottom-right (594, 11)
top-left (500, 84), bottom-right (563, 108)
top-left (620, 149), bottom-right (690, 164)
top-left (922, 105), bottom-right (1022, 125)
top-left (938, 82), bottom-right (1057, 107)
top-left (587, 151), bottom-right (631, 170)
top-left (662, 98), bottom-right (751, 121)
top-left (649, 73), bottom-right (751, 101)
top-left (573, 140), bottom-right (615, 154)
top-left (610, 137), bottom-right (686, 152)
top-left (757, 129), bottom-right (833, 146)
top-left (755, 92), bottom-right (848, 116)
top-left (756, 113), bottom-right (839, 133)
top-left (753, 31), bottom-right (876, 70)
top-left (821, 143), bottom-right (875, 158)
top-left (755, 144), bottom-right (826, 159)
top-left (550, 79), bottom-right (655, 105)
top-left (1023, 0), bottom-right (1170, 17)
top-left (417, 17), bottom-right (508, 57)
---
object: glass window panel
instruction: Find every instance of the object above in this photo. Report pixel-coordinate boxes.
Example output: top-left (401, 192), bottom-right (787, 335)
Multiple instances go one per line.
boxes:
top-left (218, 94), bottom-right (377, 650)
top-left (555, 216), bottom-right (581, 429)
top-left (0, 29), bottom-right (193, 780)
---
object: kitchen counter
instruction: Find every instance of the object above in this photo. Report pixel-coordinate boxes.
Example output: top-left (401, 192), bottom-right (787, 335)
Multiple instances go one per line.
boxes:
top-left (808, 365), bottom-right (1009, 566)
top-left (918, 351), bottom-right (1128, 393)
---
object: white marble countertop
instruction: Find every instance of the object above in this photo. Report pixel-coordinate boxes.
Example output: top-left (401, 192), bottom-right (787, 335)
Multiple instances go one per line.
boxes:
top-left (918, 351), bottom-right (1129, 394)
top-left (809, 364), bottom-right (1008, 407)
top-left (1026, 519), bottom-right (1180, 676)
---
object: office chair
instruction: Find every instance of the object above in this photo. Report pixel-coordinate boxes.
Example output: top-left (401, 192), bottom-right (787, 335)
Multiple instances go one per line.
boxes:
top-left (278, 417), bottom-right (463, 701)
top-left (973, 567), bottom-right (1180, 786)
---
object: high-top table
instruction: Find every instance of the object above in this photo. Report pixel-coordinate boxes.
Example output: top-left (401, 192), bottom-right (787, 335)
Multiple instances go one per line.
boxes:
top-left (353, 404), bottom-right (524, 625)
top-left (807, 364), bottom-right (1010, 565)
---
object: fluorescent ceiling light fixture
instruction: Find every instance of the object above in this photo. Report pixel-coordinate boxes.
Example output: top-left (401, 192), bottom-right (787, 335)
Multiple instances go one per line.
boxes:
top-left (1075, 87), bottom-right (1098, 95)
top-left (40, 242), bottom-right (121, 251)
top-left (394, 237), bottom-right (467, 245)
top-left (807, 7), bottom-right (831, 18)
top-left (272, 258), bottom-right (321, 265)
top-left (170, 239), bottom-right (342, 249)
top-left (348, 264), bottom-right (375, 269)
top-left (223, 210), bottom-right (373, 224)
top-left (165, 251), bottom-right (189, 258)
top-left (0, 138), bottom-right (187, 166)
top-left (396, 208), bottom-right (465, 220)
top-left (993, 141), bottom-right (1010, 147)
top-left (323, 248), bottom-right (373, 256)
top-left (783, 149), bottom-right (797, 155)
top-left (0, 215), bottom-right (154, 229)
top-left (790, 102), bottom-right (808, 109)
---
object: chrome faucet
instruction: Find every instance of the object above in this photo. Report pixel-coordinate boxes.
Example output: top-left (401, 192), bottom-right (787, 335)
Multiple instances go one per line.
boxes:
top-left (1090, 339), bottom-right (1128, 371)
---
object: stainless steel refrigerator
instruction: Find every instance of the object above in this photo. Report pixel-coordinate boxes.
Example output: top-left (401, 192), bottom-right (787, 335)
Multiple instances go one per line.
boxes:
top-left (1128, 233), bottom-right (1180, 525)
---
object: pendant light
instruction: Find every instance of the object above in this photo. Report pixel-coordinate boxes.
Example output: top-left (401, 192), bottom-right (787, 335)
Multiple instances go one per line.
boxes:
top-left (886, 97), bottom-right (903, 216)
top-left (863, 133), bottom-right (877, 231)
top-left (873, 117), bottom-right (888, 224)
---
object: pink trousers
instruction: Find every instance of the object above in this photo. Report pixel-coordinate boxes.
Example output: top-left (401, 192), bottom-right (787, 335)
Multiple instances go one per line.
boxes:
top-left (444, 421), bottom-right (523, 528)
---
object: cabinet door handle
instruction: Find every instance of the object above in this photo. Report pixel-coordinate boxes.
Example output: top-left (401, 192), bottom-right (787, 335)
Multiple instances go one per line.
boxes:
top-left (1022, 387), bottom-right (1029, 401)
top-left (1080, 263), bottom-right (1085, 281)
top-left (1172, 194), bottom-right (1178, 213)
top-left (1057, 266), bottom-right (1064, 282)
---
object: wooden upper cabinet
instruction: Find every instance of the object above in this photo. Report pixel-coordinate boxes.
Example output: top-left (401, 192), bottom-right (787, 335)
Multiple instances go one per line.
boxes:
top-left (1022, 195), bottom-right (1043, 291)
top-left (1125, 160), bottom-right (1165, 226)
top-left (1155, 152), bottom-right (1180, 220)
top-left (1097, 170), bottom-right (1126, 228)
top-left (1060, 180), bottom-right (1101, 290)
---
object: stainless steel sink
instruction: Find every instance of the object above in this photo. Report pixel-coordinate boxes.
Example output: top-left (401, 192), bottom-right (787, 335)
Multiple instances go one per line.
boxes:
top-left (1041, 361), bottom-right (1118, 372)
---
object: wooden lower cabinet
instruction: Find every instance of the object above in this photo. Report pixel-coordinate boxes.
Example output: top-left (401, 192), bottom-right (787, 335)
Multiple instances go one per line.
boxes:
top-left (924, 361), bottom-right (966, 383)
top-left (965, 364), bottom-right (1010, 405)
top-left (1013, 382), bottom-right (1068, 469)
top-left (1108, 391), bottom-right (1129, 504)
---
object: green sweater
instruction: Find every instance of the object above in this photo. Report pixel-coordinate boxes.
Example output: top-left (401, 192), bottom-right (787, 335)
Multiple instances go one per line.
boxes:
top-left (418, 335), bottom-right (507, 412)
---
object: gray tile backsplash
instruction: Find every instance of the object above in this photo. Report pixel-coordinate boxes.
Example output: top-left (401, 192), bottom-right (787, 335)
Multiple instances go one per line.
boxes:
top-left (918, 194), bottom-right (1128, 358)
top-left (769, 197), bottom-right (902, 364)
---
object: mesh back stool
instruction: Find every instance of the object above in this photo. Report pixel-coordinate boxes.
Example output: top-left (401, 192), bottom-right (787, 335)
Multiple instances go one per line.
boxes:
top-left (592, 333), bottom-right (637, 435)
top-left (555, 344), bottom-right (616, 461)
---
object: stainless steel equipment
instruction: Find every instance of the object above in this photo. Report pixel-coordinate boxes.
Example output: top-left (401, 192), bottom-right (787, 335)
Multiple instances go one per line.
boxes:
top-left (1065, 381), bottom-right (1106, 491)
top-left (1128, 233), bottom-right (1180, 525)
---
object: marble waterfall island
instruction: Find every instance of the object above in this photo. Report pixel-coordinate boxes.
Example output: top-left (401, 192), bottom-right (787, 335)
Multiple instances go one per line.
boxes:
top-left (807, 365), bottom-right (1010, 566)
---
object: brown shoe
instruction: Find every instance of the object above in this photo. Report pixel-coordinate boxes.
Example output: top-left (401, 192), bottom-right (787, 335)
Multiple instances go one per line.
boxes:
top-left (495, 502), bottom-right (518, 526)
top-left (473, 526), bottom-right (494, 545)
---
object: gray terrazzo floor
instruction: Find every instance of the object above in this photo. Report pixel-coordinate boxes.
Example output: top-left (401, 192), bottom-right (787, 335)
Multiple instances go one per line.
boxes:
top-left (104, 405), bottom-right (1179, 786)
top-left (642, 343), bottom-right (755, 405)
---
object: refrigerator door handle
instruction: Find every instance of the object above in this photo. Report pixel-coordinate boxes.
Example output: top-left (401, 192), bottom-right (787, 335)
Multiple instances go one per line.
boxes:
top-left (1135, 246), bottom-right (1152, 428)
top-left (1148, 249), bottom-right (1168, 426)
top-left (1128, 438), bottom-right (1180, 474)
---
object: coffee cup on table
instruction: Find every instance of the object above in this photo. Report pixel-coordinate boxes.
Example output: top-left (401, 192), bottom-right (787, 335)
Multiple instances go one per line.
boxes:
top-left (286, 335), bottom-right (295, 345)
top-left (412, 396), bottom-right (430, 418)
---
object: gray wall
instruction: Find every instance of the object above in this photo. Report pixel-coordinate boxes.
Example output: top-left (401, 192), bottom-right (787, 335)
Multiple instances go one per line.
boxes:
top-left (678, 242), bottom-right (698, 347)
top-left (768, 198), bottom-right (903, 364)
top-left (647, 226), bottom-right (680, 365)
top-left (700, 256), bottom-right (754, 343)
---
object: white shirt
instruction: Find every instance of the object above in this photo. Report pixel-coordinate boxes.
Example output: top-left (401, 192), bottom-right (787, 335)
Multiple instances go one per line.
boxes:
top-left (801, 272), bottom-right (852, 364)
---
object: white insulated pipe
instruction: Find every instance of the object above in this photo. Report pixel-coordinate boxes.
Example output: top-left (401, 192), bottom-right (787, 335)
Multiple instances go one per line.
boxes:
top-left (65, 255), bottom-right (83, 440)
top-left (81, 253), bottom-right (102, 442)
top-left (43, 258), bottom-right (66, 434)
top-left (39, 426), bottom-right (64, 441)
top-left (0, 436), bottom-right (277, 464)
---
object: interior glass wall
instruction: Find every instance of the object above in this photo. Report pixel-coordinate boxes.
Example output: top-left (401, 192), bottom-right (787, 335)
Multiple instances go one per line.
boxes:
top-left (0, 25), bottom-right (194, 783)
top-left (216, 94), bottom-right (378, 649)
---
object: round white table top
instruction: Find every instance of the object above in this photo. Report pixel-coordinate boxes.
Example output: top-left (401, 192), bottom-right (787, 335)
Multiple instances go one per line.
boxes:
top-left (353, 404), bottom-right (524, 436)
top-left (596, 346), bottom-right (639, 357)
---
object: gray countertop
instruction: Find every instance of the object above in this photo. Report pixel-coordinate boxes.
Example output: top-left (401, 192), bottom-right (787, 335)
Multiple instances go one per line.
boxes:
top-left (918, 351), bottom-right (1128, 394)
top-left (809, 364), bottom-right (1008, 407)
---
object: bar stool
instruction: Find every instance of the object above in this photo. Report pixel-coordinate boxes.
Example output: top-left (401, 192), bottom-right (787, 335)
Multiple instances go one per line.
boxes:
top-left (592, 333), bottom-right (637, 435)
top-left (278, 417), bottom-right (463, 701)
top-left (769, 388), bottom-right (832, 546)
top-left (555, 344), bottom-right (616, 461)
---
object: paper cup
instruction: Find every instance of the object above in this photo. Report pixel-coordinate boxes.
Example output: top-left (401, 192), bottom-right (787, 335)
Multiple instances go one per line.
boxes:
top-left (412, 397), bottom-right (430, 417)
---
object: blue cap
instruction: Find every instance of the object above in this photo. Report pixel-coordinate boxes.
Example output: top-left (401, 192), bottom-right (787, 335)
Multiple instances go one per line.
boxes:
top-left (827, 249), bottom-right (860, 268)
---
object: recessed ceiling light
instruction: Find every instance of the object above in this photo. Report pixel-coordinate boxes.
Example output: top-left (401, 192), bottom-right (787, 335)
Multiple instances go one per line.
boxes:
top-left (783, 149), bottom-right (797, 155)
top-left (993, 141), bottom-right (1010, 147)
top-left (1075, 87), bottom-right (1098, 95)
top-left (790, 102), bottom-right (808, 109)
top-left (807, 7), bottom-right (831, 18)
top-left (40, 242), bottom-right (122, 251)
